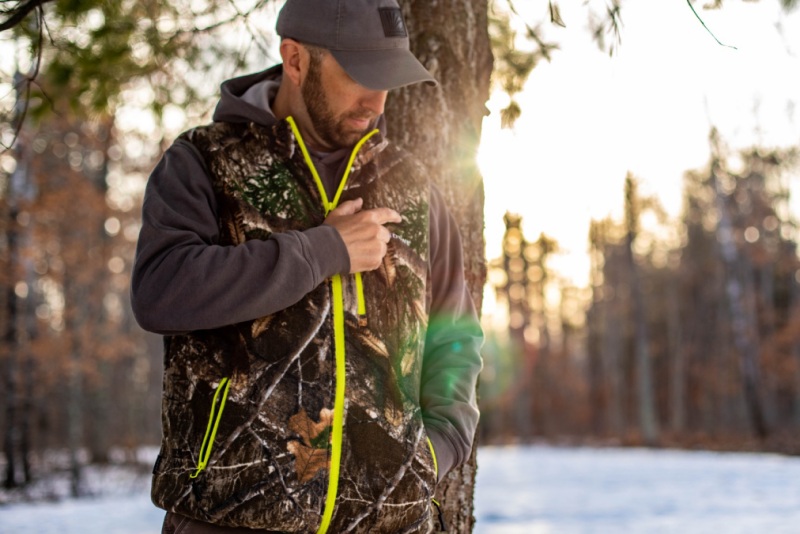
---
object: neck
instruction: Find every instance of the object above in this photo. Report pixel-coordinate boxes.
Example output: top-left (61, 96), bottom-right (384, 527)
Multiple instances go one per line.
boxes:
top-left (272, 82), bottom-right (292, 122)
top-left (273, 81), bottom-right (331, 152)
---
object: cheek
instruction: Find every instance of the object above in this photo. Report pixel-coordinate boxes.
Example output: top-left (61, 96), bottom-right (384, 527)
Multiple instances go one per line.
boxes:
top-left (335, 77), bottom-right (371, 109)
top-left (330, 92), bottom-right (361, 118)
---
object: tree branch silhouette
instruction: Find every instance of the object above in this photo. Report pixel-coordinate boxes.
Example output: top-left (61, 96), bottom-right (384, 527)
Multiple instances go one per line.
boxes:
top-left (0, 0), bottom-right (55, 33)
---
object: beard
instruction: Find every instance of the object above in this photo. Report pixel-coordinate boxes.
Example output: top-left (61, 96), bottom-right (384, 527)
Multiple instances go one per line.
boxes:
top-left (301, 54), bottom-right (375, 150)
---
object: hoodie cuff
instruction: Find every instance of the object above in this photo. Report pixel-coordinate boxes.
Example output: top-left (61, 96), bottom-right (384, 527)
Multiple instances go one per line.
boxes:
top-left (425, 424), bottom-right (458, 483)
top-left (303, 224), bottom-right (350, 279)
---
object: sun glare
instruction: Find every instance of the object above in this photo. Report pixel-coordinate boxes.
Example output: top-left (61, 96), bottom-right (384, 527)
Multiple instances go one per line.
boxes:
top-left (479, 0), bottom-right (800, 322)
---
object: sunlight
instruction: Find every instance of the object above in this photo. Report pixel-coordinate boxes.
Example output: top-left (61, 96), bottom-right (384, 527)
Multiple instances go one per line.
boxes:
top-left (479, 0), bottom-right (800, 318)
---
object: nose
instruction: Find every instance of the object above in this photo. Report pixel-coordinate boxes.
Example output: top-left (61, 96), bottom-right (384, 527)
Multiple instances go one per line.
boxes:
top-left (360, 88), bottom-right (388, 116)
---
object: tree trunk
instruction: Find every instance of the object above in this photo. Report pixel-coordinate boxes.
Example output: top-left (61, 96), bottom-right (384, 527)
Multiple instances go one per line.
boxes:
top-left (667, 280), bottom-right (685, 434)
top-left (625, 235), bottom-right (660, 444)
top-left (792, 279), bottom-right (800, 428)
top-left (711, 168), bottom-right (768, 439)
top-left (624, 177), bottom-right (659, 445)
top-left (757, 263), bottom-right (777, 428)
top-left (2, 73), bottom-right (25, 489)
top-left (500, 215), bottom-right (534, 440)
top-left (603, 259), bottom-right (624, 437)
top-left (2, 258), bottom-right (19, 490)
top-left (65, 275), bottom-right (87, 497)
top-left (389, 1), bottom-right (492, 530)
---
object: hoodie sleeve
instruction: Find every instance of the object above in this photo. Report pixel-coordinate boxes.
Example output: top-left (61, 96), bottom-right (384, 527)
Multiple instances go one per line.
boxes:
top-left (421, 185), bottom-right (484, 482)
top-left (130, 139), bottom-right (350, 335)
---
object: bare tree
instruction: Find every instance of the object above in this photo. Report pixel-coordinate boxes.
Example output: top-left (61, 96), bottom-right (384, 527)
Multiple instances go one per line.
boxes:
top-left (708, 134), bottom-right (769, 439)
top-left (624, 175), bottom-right (660, 444)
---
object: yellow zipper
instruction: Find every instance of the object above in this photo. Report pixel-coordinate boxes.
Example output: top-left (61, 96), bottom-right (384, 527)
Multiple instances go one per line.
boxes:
top-left (426, 437), bottom-right (438, 479)
top-left (286, 116), bottom-right (378, 534)
top-left (355, 272), bottom-right (367, 326)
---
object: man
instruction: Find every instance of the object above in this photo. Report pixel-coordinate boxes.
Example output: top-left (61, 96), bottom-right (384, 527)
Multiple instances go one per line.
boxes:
top-left (131, 0), bottom-right (483, 532)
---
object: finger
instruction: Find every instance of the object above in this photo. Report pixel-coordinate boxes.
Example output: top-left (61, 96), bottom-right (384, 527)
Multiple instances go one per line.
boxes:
top-left (367, 207), bottom-right (402, 225)
top-left (378, 225), bottom-right (392, 243)
top-left (331, 198), bottom-right (363, 216)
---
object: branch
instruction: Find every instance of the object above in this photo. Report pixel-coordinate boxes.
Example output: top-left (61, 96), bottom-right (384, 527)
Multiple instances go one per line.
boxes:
top-left (1, 4), bottom-right (43, 153)
top-left (686, 0), bottom-right (737, 50)
top-left (182, 0), bottom-right (270, 35)
top-left (0, 0), bottom-right (54, 33)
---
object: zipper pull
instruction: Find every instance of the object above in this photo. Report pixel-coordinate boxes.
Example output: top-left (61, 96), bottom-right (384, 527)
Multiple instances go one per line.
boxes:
top-left (354, 272), bottom-right (367, 327)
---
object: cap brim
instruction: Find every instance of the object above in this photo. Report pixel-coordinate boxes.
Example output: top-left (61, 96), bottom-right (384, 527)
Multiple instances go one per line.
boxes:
top-left (330, 47), bottom-right (438, 91)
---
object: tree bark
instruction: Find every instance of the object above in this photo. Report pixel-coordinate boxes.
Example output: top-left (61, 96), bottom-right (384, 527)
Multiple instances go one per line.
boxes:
top-left (389, 1), bottom-right (492, 531)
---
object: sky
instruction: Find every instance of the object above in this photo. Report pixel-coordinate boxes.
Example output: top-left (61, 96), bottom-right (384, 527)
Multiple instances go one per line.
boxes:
top-left (478, 0), bottom-right (800, 308)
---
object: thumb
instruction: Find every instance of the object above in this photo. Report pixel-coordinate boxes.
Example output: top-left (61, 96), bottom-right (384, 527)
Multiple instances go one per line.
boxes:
top-left (330, 197), bottom-right (363, 216)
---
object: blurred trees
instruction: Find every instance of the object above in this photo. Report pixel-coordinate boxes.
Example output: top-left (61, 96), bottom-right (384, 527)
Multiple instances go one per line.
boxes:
top-left (0, 102), bottom-right (162, 496)
top-left (483, 131), bottom-right (800, 452)
top-left (1, 0), bottom-right (274, 149)
top-left (1, 0), bottom-right (276, 497)
top-left (482, 216), bottom-right (589, 443)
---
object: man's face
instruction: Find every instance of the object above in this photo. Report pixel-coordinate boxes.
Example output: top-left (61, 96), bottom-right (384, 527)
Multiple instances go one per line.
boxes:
top-left (301, 49), bottom-right (388, 150)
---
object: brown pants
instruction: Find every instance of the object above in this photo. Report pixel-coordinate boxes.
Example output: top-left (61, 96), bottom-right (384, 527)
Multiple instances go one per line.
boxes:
top-left (161, 512), bottom-right (286, 534)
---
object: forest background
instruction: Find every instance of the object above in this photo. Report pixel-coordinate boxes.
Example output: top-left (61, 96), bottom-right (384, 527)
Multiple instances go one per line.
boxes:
top-left (1, 0), bottom-right (800, 530)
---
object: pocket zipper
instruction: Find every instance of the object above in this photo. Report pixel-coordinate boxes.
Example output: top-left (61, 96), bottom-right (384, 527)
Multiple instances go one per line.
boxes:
top-left (427, 437), bottom-right (447, 531)
top-left (426, 436), bottom-right (438, 479)
top-left (190, 377), bottom-right (231, 479)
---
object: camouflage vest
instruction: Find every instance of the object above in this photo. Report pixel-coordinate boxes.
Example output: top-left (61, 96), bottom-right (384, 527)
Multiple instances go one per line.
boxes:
top-left (151, 118), bottom-right (437, 533)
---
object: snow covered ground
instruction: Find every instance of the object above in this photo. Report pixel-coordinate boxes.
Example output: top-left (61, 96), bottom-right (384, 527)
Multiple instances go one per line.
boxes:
top-left (474, 445), bottom-right (800, 534)
top-left (2, 445), bottom-right (800, 533)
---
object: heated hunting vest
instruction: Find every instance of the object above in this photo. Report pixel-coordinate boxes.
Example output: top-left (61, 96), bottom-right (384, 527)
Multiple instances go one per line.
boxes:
top-left (151, 117), bottom-right (438, 533)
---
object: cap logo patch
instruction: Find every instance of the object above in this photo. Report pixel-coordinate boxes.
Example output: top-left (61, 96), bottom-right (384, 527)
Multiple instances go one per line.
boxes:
top-left (379, 8), bottom-right (407, 38)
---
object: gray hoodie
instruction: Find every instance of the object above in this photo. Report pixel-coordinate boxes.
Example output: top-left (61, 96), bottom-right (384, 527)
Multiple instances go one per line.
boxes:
top-left (131, 65), bottom-right (482, 484)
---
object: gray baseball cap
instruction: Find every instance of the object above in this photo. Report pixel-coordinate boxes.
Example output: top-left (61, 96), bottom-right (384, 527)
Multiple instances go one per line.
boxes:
top-left (276, 0), bottom-right (438, 91)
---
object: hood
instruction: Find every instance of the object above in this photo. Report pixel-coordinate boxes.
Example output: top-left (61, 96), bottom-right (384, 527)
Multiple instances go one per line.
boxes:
top-left (213, 65), bottom-right (284, 126)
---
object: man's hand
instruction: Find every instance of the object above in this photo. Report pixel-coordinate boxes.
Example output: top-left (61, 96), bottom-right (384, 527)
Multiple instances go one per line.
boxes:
top-left (323, 198), bottom-right (402, 273)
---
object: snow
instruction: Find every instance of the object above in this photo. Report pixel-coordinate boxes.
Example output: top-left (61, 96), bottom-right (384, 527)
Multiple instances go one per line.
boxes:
top-left (0, 493), bottom-right (164, 534)
top-left (473, 445), bottom-right (800, 534)
top-left (2, 445), bottom-right (800, 533)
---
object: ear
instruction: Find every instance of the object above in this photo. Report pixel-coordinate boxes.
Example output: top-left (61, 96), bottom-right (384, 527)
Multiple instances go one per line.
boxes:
top-left (280, 38), bottom-right (305, 87)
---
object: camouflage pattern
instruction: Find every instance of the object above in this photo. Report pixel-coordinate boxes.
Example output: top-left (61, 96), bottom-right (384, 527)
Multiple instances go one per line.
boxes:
top-left (151, 119), bottom-right (436, 533)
